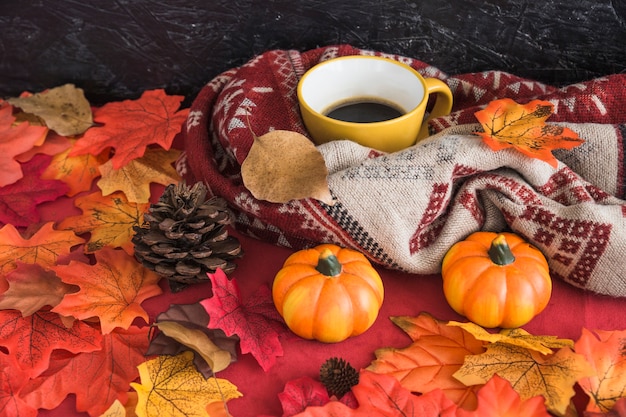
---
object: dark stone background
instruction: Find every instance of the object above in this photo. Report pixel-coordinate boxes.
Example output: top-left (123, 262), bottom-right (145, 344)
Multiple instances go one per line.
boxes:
top-left (1, 0), bottom-right (625, 105)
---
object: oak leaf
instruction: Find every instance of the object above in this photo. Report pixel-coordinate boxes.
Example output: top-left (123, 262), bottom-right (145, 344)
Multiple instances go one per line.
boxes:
top-left (130, 351), bottom-right (241, 417)
top-left (454, 342), bottom-right (594, 416)
top-left (147, 303), bottom-right (239, 378)
top-left (0, 309), bottom-right (102, 377)
top-left (0, 262), bottom-right (77, 315)
top-left (575, 328), bottom-right (626, 413)
top-left (69, 89), bottom-right (189, 169)
top-left (0, 154), bottom-right (70, 227)
top-left (448, 321), bottom-right (574, 355)
top-left (19, 326), bottom-right (150, 416)
top-left (57, 191), bottom-right (150, 254)
top-left (241, 129), bottom-right (334, 205)
top-left (40, 138), bottom-right (110, 196)
top-left (366, 313), bottom-right (485, 409)
top-left (97, 147), bottom-right (181, 203)
top-left (7, 84), bottom-right (94, 136)
top-left (200, 269), bottom-right (286, 372)
top-left (0, 222), bottom-right (85, 275)
top-left (474, 98), bottom-right (584, 168)
top-left (0, 101), bottom-right (49, 187)
top-left (51, 248), bottom-right (162, 334)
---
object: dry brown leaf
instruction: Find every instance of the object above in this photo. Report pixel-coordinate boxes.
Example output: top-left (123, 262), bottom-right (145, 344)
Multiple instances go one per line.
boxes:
top-left (155, 321), bottom-right (232, 373)
top-left (448, 321), bottom-right (574, 355)
top-left (241, 130), bottom-right (334, 205)
top-left (8, 84), bottom-right (93, 136)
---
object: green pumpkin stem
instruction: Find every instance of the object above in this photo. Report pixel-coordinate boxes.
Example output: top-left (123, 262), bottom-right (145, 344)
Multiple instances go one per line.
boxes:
top-left (488, 234), bottom-right (516, 266)
top-left (316, 248), bottom-right (343, 276)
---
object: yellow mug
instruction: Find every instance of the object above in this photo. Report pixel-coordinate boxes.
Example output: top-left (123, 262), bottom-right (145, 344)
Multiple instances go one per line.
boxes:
top-left (297, 55), bottom-right (453, 153)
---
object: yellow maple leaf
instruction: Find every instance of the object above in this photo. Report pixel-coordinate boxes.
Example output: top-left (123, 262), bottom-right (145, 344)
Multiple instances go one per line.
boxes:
top-left (58, 191), bottom-right (149, 254)
top-left (474, 98), bottom-right (584, 168)
top-left (130, 351), bottom-right (241, 417)
top-left (448, 321), bottom-right (574, 355)
top-left (454, 343), bottom-right (593, 416)
top-left (97, 147), bottom-right (181, 203)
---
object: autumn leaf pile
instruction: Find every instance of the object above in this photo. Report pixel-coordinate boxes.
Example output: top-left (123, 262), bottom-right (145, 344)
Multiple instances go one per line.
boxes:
top-left (0, 86), bottom-right (625, 417)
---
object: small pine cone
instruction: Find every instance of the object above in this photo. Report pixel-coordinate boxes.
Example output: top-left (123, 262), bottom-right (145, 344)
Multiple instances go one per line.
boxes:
top-left (319, 357), bottom-right (359, 398)
top-left (132, 181), bottom-right (243, 291)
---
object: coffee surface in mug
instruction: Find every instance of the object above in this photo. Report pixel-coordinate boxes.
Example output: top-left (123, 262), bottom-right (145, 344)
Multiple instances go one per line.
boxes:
top-left (324, 97), bottom-right (404, 123)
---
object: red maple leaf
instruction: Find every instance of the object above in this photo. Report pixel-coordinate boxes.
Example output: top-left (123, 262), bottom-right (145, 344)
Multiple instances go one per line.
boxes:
top-left (18, 326), bottom-right (151, 416)
top-left (69, 89), bottom-right (189, 169)
top-left (200, 269), bottom-right (286, 372)
top-left (0, 352), bottom-right (37, 417)
top-left (278, 376), bottom-right (357, 416)
top-left (0, 101), bottom-right (48, 187)
top-left (0, 309), bottom-right (102, 377)
top-left (0, 154), bottom-right (69, 227)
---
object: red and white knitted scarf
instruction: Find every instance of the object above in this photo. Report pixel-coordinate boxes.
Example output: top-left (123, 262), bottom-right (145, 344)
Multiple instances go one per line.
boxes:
top-left (179, 44), bottom-right (626, 297)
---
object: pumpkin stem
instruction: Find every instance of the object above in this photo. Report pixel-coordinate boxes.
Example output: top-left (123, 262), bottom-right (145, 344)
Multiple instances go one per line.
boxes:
top-left (488, 234), bottom-right (516, 266)
top-left (316, 248), bottom-right (343, 277)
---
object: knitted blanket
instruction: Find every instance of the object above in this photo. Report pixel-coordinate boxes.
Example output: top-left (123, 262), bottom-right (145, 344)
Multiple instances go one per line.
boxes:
top-left (179, 44), bottom-right (626, 297)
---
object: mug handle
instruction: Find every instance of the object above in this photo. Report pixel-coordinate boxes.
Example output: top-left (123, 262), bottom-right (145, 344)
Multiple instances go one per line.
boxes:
top-left (417, 78), bottom-right (454, 141)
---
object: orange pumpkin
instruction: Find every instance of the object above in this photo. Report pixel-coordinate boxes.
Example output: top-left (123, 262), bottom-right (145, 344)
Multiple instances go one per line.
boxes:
top-left (441, 232), bottom-right (551, 328)
top-left (272, 244), bottom-right (384, 343)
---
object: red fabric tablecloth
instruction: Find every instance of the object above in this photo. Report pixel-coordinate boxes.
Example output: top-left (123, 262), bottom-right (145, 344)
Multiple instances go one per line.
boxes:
top-left (39, 228), bottom-right (626, 416)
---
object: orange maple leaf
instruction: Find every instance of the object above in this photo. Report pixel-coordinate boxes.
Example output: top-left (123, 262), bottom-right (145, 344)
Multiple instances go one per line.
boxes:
top-left (18, 326), bottom-right (150, 416)
top-left (69, 89), bottom-right (189, 169)
top-left (57, 191), bottom-right (150, 254)
top-left (366, 312), bottom-right (486, 409)
top-left (0, 101), bottom-right (49, 187)
top-left (575, 328), bottom-right (626, 413)
top-left (41, 138), bottom-right (110, 196)
top-left (474, 98), bottom-right (584, 168)
top-left (0, 222), bottom-right (85, 276)
top-left (97, 147), bottom-right (181, 203)
top-left (0, 308), bottom-right (102, 377)
top-left (51, 248), bottom-right (162, 334)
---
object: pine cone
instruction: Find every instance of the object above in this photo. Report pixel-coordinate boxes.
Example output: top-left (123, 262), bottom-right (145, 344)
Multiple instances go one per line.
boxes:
top-left (132, 181), bottom-right (243, 291)
top-left (319, 357), bottom-right (359, 398)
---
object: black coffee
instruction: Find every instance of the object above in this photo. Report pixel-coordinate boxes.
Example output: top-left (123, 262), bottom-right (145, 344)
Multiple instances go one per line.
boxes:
top-left (325, 99), bottom-right (404, 123)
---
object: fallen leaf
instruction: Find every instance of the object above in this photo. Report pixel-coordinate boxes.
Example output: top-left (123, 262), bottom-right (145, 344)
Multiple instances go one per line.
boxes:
top-left (19, 326), bottom-right (150, 416)
top-left (200, 269), bottom-right (286, 372)
top-left (454, 342), bottom-right (594, 415)
top-left (155, 321), bottom-right (232, 373)
top-left (293, 369), bottom-right (457, 417)
top-left (57, 191), bottom-right (150, 254)
top-left (241, 129), bottom-right (334, 205)
top-left (367, 313), bottom-right (485, 409)
top-left (0, 262), bottom-right (77, 315)
top-left (7, 84), bottom-right (93, 136)
top-left (0, 349), bottom-right (38, 417)
top-left (97, 147), bottom-right (181, 203)
top-left (40, 138), bottom-right (110, 196)
top-left (575, 328), bottom-right (626, 413)
top-left (0, 101), bottom-right (49, 187)
top-left (474, 98), bottom-right (584, 168)
top-left (278, 376), bottom-right (332, 416)
top-left (448, 321), bottom-right (574, 355)
top-left (456, 374), bottom-right (552, 417)
top-left (130, 351), bottom-right (241, 417)
top-left (147, 303), bottom-right (239, 378)
top-left (0, 222), bottom-right (85, 275)
top-left (69, 89), bottom-right (189, 169)
top-left (15, 130), bottom-right (72, 162)
top-left (0, 154), bottom-right (69, 227)
top-left (0, 309), bottom-right (102, 377)
top-left (51, 248), bottom-right (163, 334)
